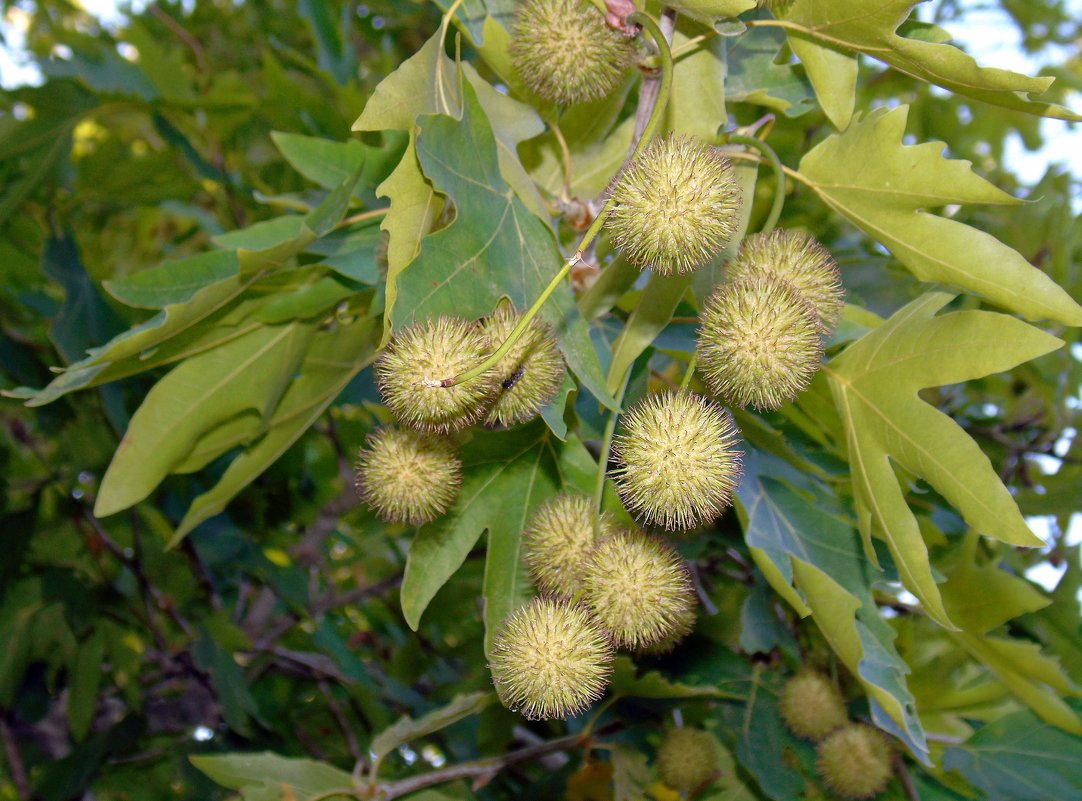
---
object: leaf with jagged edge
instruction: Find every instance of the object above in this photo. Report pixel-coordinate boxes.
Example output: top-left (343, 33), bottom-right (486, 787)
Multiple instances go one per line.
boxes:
top-left (396, 80), bottom-right (615, 408)
top-left (938, 533), bottom-right (1082, 735)
top-left (736, 451), bottom-right (928, 762)
top-left (778, 0), bottom-right (1082, 122)
top-left (352, 31), bottom-right (547, 346)
top-left (825, 292), bottom-right (1062, 630)
top-left (798, 107), bottom-right (1082, 325)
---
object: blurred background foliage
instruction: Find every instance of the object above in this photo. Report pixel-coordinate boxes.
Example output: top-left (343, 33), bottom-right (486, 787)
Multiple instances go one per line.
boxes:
top-left (0, 1), bottom-right (1080, 800)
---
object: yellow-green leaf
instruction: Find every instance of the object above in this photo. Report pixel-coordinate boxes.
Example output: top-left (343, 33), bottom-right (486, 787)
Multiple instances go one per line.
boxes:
top-left (798, 106), bottom-right (1082, 325)
top-left (826, 292), bottom-right (1062, 629)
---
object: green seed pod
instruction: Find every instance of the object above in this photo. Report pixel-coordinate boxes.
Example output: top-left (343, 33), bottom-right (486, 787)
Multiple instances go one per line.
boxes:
top-left (376, 316), bottom-right (499, 433)
top-left (581, 529), bottom-right (695, 649)
top-left (657, 727), bottom-right (720, 793)
top-left (489, 597), bottom-right (614, 720)
top-left (510, 0), bottom-right (633, 106)
top-left (635, 603), bottom-right (696, 656)
top-left (779, 671), bottom-right (848, 741)
top-left (725, 230), bottom-right (844, 329)
top-left (698, 275), bottom-right (824, 411)
top-left (611, 391), bottom-right (743, 531)
top-left (816, 724), bottom-right (894, 799)
top-left (481, 305), bottom-right (566, 427)
top-left (354, 426), bottom-right (461, 526)
top-left (605, 133), bottom-right (741, 275)
top-left (522, 493), bottom-right (619, 601)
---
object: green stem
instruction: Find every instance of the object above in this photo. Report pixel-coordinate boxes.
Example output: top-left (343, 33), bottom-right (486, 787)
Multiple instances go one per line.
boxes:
top-left (592, 365), bottom-right (632, 527)
top-left (679, 350), bottom-right (698, 391)
top-left (725, 133), bottom-right (786, 234)
top-left (627, 11), bottom-right (673, 157)
top-left (439, 13), bottom-right (674, 388)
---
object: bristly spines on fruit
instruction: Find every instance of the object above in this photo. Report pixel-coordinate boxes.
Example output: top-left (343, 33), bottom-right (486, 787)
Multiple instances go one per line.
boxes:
top-left (509, 0), bottom-right (633, 106)
top-left (779, 671), bottom-right (848, 741)
top-left (580, 528), bottom-right (695, 649)
top-left (611, 391), bottom-right (743, 531)
top-left (376, 316), bottom-right (499, 433)
top-left (725, 229), bottom-right (845, 330)
top-left (816, 723), bottom-right (894, 799)
top-left (481, 305), bottom-right (566, 427)
top-left (698, 275), bottom-right (824, 411)
top-left (488, 597), bottom-right (614, 720)
top-left (605, 133), bottom-right (741, 275)
top-left (354, 426), bottom-right (461, 526)
top-left (656, 727), bottom-right (720, 793)
top-left (522, 493), bottom-right (618, 600)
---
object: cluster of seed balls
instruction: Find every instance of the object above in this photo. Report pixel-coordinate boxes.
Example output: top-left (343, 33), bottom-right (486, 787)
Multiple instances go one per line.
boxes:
top-left (358, 0), bottom-right (847, 726)
top-left (355, 305), bottom-right (567, 526)
top-left (779, 671), bottom-right (895, 798)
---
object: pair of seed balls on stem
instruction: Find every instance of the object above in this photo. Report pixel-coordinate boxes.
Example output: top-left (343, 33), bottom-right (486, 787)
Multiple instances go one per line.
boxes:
top-left (780, 671), bottom-right (896, 798)
top-left (489, 493), bottom-right (697, 720)
top-left (356, 305), bottom-right (566, 526)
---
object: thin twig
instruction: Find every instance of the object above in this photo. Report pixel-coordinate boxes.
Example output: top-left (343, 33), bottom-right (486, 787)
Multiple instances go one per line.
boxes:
top-left (630, 8), bottom-right (677, 154)
top-left (319, 681), bottom-right (365, 766)
top-left (893, 752), bottom-right (921, 801)
top-left (150, 5), bottom-right (209, 84)
top-left (381, 724), bottom-right (621, 800)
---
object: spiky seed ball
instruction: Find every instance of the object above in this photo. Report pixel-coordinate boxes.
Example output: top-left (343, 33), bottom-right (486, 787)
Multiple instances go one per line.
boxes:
top-left (725, 230), bottom-right (844, 329)
top-left (657, 727), bottom-right (720, 793)
top-left (488, 597), bottom-right (614, 720)
top-left (635, 603), bottom-right (696, 656)
top-left (816, 724), bottom-right (894, 799)
top-left (522, 493), bottom-right (619, 600)
top-left (376, 316), bottom-right (499, 433)
top-left (605, 134), bottom-right (741, 275)
top-left (611, 391), bottom-right (743, 531)
top-left (481, 306), bottom-right (566, 427)
top-left (581, 529), bottom-right (695, 649)
top-left (354, 427), bottom-right (461, 526)
top-left (509, 0), bottom-right (633, 106)
top-left (779, 671), bottom-right (848, 741)
top-left (698, 275), bottom-right (824, 411)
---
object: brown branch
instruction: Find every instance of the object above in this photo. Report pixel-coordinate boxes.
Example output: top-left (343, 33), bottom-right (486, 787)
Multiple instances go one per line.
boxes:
top-left (893, 752), bottom-right (921, 801)
top-left (380, 724), bottom-right (621, 800)
top-left (319, 681), bottom-right (365, 766)
top-left (0, 712), bottom-right (30, 801)
top-left (150, 4), bottom-right (209, 85)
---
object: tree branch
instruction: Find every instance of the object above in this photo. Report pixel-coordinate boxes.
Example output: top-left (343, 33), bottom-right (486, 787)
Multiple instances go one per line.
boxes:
top-left (0, 712), bottom-right (30, 801)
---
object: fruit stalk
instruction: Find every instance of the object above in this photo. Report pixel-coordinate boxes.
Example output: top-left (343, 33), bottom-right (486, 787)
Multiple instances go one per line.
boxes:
top-left (438, 11), bottom-right (674, 389)
top-left (724, 133), bottom-right (786, 234)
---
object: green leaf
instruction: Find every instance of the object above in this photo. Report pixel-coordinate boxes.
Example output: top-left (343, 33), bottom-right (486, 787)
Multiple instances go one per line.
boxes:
top-left (722, 25), bottom-right (814, 116)
top-left (669, 0), bottom-right (757, 28)
top-left (171, 314), bottom-right (377, 542)
top-left (397, 81), bottom-right (614, 408)
top-left (68, 629), bottom-right (106, 742)
top-left (736, 452), bottom-right (927, 760)
top-left (779, 0), bottom-right (1082, 121)
top-left (667, 20), bottom-right (727, 141)
top-left (369, 691), bottom-right (494, 767)
top-left (611, 745), bottom-right (651, 801)
top-left (401, 422), bottom-right (558, 630)
top-left (826, 292), bottom-right (1062, 629)
top-left (943, 709), bottom-right (1082, 800)
top-left (786, 34), bottom-right (857, 129)
top-left (104, 251), bottom-right (240, 310)
top-left (798, 107), bottom-right (1082, 325)
top-left (192, 752), bottom-right (354, 800)
top-left (481, 444), bottom-right (557, 656)
top-left (95, 322), bottom-right (316, 517)
top-left (270, 131), bottom-right (366, 191)
top-left (720, 667), bottom-right (806, 801)
top-left (610, 656), bottom-right (742, 700)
